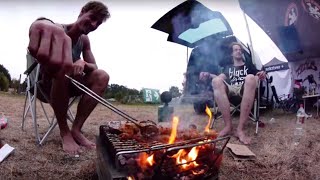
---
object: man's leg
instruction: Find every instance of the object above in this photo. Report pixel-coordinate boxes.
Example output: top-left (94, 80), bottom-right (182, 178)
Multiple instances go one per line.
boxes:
top-left (71, 69), bottom-right (109, 148)
top-left (236, 75), bottom-right (257, 144)
top-left (212, 76), bottom-right (232, 137)
top-left (51, 73), bottom-right (80, 154)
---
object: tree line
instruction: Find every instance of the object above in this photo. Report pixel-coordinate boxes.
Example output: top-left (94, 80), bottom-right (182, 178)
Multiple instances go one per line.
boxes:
top-left (0, 64), bottom-right (182, 104)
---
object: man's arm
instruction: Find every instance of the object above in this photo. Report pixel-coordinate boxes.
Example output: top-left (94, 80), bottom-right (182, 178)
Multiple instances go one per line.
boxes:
top-left (246, 61), bottom-right (266, 80)
top-left (28, 19), bottom-right (73, 76)
top-left (82, 35), bottom-right (98, 73)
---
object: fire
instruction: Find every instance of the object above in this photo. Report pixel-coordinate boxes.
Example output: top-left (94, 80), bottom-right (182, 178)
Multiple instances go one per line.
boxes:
top-left (136, 152), bottom-right (155, 170)
top-left (146, 154), bottom-right (155, 166)
top-left (168, 116), bottom-right (179, 144)
top-left (127, 176), bottom-right (134, 180)
top-left (204, 105), bottom-right (212, 132)
top-left (171, 147), bottom-right (199, 170)
top-left (132, 113), bottom-right (220, 177)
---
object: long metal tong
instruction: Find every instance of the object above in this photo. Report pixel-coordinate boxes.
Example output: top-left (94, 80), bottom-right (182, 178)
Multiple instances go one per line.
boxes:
top-left (65, 75), bottom-right (159, 137)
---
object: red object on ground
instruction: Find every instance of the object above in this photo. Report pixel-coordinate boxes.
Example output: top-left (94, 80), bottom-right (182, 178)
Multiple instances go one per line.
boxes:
top-left (258, 122), bottom-right (265, 128)
top-left (0, 115), bottom-right (8, 129)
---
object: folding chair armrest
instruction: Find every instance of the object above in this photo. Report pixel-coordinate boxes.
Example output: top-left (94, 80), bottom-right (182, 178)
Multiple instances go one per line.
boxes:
top-left (24, 61), bottom-right (38, 75)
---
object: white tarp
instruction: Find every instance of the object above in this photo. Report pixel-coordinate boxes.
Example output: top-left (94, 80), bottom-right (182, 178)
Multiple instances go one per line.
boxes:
top-left (201, 0), bottom-right (292, 97)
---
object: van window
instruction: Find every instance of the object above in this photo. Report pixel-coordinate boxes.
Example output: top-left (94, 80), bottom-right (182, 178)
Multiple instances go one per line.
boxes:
top-left (178, 18), bottom-right (228, 43)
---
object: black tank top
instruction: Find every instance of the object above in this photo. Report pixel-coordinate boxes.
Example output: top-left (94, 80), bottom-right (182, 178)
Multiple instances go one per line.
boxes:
top-left (62, 25), bottom-right (83, 62)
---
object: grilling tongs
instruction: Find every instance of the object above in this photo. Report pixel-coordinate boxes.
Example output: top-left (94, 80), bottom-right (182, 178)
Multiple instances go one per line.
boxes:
top-left (65, 75), bottom-right (159, 138)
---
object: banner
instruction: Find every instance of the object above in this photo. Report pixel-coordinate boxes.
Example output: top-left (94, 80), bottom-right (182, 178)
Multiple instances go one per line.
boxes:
top-left (290, 58), bottom-right (320, 94)
top-left (239, 0), bottom-right (320, 62)
top-left (142, 88), bottom-right (161, 103)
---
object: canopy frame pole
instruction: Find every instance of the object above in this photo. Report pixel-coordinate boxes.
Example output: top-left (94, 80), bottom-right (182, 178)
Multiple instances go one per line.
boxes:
top-left (243, 11), bottom-right (256, 65)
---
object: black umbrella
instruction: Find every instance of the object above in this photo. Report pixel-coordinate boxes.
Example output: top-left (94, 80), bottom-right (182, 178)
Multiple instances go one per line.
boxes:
top-left (239, 0), bottom-right (320, 62)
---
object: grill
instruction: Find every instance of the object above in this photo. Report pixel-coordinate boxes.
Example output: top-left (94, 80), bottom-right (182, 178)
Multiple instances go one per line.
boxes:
top-left (96, 121), bottom-right (230, 180)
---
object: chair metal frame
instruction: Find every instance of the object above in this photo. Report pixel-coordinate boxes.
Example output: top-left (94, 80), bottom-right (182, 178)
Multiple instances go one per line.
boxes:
top-left (210, 80), bottom-right (263, 134)
top-left (21, 53), bottom-right (77, 146)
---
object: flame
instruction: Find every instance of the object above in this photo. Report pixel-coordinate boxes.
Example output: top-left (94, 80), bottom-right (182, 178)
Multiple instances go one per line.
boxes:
top-left (136, 152), bottom-right (155, 171)
top-left (127, 176), bottom-right (134, 180)
top-left (168, 116), bottom-right (179, 144)
top-left (204, 105), bottom-right (212, 132)
top-left (171, 147), bottom-right (199, 170)
top-left (192, 169), bottom-right (205, 175)
top-left (146, 154), bottom-right (155, 166)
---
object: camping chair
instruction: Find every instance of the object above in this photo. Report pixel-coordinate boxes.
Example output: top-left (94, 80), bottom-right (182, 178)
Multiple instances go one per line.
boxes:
top-left (21, 52), bottom-right (77, 146)
top-left (210, 80), bottom-right (262, 134)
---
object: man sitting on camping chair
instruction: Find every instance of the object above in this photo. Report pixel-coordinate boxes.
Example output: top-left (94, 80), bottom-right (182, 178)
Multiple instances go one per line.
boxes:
top-left (200, 42), bottom-right (266, 144)
top-left (27, 1), bottom-right (110, 154)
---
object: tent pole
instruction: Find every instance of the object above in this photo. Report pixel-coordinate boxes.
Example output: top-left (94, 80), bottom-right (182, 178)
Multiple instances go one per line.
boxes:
top-left (186, 46), bottom-right (189, 64)
top-left (243, 10), bottom-right (256, 65)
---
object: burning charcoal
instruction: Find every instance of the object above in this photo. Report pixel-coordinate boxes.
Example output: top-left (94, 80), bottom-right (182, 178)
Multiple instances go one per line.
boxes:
top-left (204, 130), bottom-right (218, 139)
top-left (159, 126), bottom-right (171, 135)
top-left (118, 155), bottom-right (126, 165)
top-left (189, 124), bottom-right (197, 130)
top-left (173, 174), bottom-right (182, 180)
top-left (181, 176), bottom-right (191, 180)
top-left (123, 154), bottom-right (134, 159)
top-left (127, 157), bottom-right (136, 166)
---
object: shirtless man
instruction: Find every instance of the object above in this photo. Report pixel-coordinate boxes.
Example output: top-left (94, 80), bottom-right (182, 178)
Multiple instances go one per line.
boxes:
top-left (28, 1), bottom-right (110, 154)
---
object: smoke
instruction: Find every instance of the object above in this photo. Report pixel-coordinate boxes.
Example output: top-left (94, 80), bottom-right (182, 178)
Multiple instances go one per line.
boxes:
top-left (170, 2), bottom-right (231, 100)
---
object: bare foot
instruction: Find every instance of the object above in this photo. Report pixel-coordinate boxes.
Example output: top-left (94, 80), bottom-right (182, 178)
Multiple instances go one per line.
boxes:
top-left (235, 130), bottom-right (251, 145)
top-left (62, 133), bottom-right (81, 155)
top-left (71, 130), bottom-right (96, 149)
top-left (218, 126), bottom-right (232, 137)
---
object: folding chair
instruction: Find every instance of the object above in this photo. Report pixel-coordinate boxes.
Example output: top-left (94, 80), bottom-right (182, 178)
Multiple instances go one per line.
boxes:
top-left (21, 52), bottom-right (77, 146)
top-left (210, 80), bottom-right (262, 134)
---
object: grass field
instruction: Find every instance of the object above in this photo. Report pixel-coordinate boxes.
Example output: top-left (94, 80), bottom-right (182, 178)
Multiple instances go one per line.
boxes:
top-left (0, 92), bottom-right (319, 180)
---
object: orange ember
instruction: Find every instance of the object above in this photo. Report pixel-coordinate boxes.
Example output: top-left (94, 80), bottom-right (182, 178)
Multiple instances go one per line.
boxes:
top-left (168, 116), bottom-right (179, 144)
top-left (146, 154), bottom-right (155, 166)
top-left (171, 147), bottom-right (200, 170)
top-left (204, 105), bottom-right (212, 132)
top-left (136, 152), bottom-right (155, 171)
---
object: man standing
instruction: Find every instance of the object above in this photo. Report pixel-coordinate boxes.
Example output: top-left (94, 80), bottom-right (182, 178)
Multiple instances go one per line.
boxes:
top-left (28, 1), bottom-right (110, 154)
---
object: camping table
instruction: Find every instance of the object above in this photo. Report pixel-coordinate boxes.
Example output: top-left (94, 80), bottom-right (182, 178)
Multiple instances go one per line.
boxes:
top-left (302, 94), bottom-right (320, 118)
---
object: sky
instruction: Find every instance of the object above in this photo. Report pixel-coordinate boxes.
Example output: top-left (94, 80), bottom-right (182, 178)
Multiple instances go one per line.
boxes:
top-left (0, 0), bottom-right (286, 93)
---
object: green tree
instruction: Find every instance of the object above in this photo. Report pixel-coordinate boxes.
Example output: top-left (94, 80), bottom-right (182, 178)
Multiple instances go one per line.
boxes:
top-left (10, 78), bottom-right (20, 92)
top-left (0, 73), bottom-right (9, 92)
top-left (0, 64), bottom-right (11, 83)
top-left (169, 86), bottom-right (181, 98)
top-left (104, 83), bottom-right (142, 104)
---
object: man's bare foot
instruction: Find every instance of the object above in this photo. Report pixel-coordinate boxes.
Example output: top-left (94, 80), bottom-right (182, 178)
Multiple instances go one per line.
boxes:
top-left (218, 126), bottom-right (232, 137)
top-left (71, 130), bottom-right (96, 149)
top-left (62, 133), bottom-right (81, 155)
top-left (235, 130), bottom-right (251, 145)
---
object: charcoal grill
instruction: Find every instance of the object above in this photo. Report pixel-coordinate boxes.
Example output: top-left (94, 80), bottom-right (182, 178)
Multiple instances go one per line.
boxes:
top-left (96, 121), bottom-right (230, 180)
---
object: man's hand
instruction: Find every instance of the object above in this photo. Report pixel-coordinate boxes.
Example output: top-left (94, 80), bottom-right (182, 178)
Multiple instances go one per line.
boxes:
top-left (199, 72), bottom-right (216, 81)
top-left (256, 71), bottom-right (266, 80)
top-left (28, 20), bottom-right (73, 75)
top-left (72, 59), bottom-right (86, 76)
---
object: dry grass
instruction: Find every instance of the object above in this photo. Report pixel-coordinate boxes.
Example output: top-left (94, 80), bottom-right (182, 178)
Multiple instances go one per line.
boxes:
top-left (0, 92), bottom-right (320, 180)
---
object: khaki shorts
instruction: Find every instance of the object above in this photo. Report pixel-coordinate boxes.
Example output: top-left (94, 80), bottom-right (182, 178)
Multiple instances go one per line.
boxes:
top-left (223, 81), bottom-right (244, 97)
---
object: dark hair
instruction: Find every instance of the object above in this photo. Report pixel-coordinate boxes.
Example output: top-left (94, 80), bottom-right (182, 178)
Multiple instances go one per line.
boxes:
top-left (81, 1), bottom-right (110, 22)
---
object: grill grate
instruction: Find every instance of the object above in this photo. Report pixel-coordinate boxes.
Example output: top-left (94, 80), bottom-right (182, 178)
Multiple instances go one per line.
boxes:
top-left (99, 123), bottom-right (230, 179)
